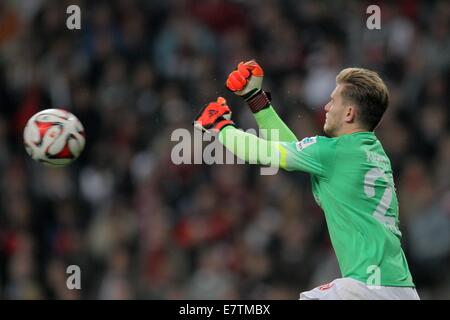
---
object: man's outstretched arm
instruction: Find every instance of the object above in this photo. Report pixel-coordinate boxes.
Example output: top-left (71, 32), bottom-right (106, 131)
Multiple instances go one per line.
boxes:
top-left (218, 124), bottom-right (287, 169)
top-left (193, 97), bottom-right (326, 177)
top-left (253, 105), bottom-right (298, 142)
top-left (226, 60), bottom-right (298, 142)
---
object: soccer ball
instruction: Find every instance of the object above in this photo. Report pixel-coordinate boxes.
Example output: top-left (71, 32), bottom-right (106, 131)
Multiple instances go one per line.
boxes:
top-left (23, 108), bottom-right (86, 167)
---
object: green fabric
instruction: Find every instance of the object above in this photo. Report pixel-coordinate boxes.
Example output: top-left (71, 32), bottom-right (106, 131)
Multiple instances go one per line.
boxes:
top-left (279, 132), bottom-right (414, 287)
top-left (253, 106), bottom-right (298, 142)
top-left (219, 125), bottom-right (280, 167)
top-left (218, 117), bottom-right (414, 287)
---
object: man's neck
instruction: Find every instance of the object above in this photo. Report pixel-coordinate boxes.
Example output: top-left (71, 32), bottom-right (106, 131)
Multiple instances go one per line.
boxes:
top-left (336, 126), bottom-right (370, 137)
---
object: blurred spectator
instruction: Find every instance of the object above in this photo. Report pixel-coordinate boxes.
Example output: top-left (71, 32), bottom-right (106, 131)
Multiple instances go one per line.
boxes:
top-left (0, 0), bottom-right (449, 299)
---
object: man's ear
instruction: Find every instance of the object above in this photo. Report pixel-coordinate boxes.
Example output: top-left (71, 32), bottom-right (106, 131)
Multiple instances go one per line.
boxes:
top-left (344, 106), bottom-right (357, 123)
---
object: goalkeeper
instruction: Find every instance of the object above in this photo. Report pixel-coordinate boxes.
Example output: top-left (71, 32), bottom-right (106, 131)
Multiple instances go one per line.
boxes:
top-left (193, 60), bottom-right (420, 300)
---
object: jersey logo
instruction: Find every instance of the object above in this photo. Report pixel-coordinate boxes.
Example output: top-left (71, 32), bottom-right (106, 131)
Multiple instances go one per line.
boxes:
top-left (318, 282), bottom-right (335, 291)
top-left (296, 136), bottom-right (317, 151)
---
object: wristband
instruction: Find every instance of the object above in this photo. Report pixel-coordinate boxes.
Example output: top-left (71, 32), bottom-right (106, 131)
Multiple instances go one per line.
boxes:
top-left (246, 91), bottom-right (271, 113)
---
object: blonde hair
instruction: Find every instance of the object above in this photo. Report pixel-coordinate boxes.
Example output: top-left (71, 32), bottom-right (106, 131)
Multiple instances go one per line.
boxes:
top-left (336, 68), bottom-right (389, 130)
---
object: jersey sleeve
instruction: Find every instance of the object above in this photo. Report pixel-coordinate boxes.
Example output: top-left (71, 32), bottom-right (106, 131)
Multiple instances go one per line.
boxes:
top-left (253, 105), bottom-right (298, 142)
top-left (219, 126), bottom-right (336, 178)
top-left (277, 136), bottom-right (336, 178)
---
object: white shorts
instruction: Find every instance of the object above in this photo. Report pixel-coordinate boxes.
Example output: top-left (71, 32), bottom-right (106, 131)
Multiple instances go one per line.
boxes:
top-left (300, 278), bottom-right (420, 300)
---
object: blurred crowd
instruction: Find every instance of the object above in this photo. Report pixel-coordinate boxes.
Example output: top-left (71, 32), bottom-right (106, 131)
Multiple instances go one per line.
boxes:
top-left (0, 0), bottom-right (449, 299)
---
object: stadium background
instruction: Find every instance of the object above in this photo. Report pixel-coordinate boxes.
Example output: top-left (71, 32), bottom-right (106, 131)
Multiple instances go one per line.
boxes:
top-left (0, 0), bottom-right (449, 299)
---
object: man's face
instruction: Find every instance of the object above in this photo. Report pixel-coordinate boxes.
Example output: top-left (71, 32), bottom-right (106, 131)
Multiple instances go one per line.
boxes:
top-left (323, 84), bottom-right (348, 137)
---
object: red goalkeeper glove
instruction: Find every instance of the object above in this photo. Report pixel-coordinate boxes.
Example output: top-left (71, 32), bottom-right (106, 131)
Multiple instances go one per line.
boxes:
top-left (193, 97), bottom-right (235, 134)
top-left (226, 60), bottom-right (271, 113)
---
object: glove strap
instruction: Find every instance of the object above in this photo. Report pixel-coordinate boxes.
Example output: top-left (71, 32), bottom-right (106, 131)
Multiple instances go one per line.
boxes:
top-left (246, 91), bottom-right (271, 113)
top-left (214, 119), bottom-right (235, 132)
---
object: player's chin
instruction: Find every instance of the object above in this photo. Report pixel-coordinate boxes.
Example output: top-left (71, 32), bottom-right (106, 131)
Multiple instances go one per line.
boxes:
top-left (323, 123), bottom-right (334, 137)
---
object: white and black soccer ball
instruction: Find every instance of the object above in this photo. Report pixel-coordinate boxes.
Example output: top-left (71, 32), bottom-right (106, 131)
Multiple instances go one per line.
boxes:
top-left (23, 108), bottom-right (86, 167)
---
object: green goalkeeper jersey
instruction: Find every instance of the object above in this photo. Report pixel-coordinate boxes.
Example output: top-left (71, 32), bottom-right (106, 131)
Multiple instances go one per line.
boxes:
top-left (219, 106), bottom-right (414, 287)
